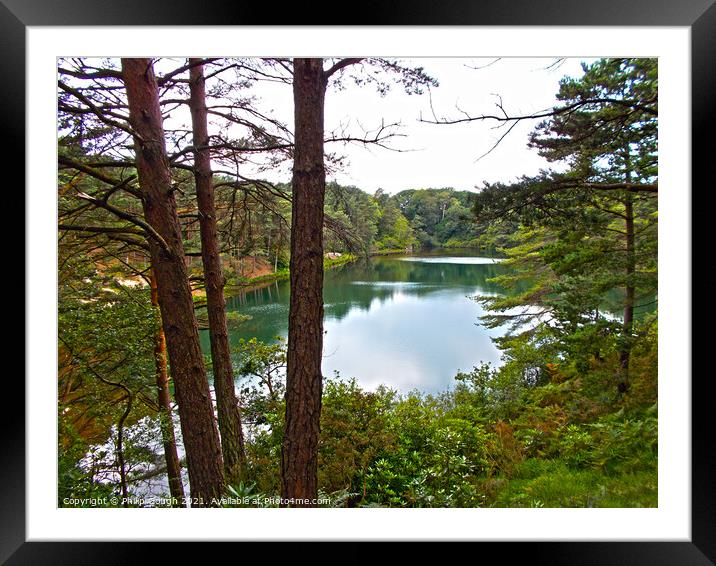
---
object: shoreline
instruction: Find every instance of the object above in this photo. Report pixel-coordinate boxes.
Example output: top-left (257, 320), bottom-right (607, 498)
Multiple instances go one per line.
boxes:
top-left (224, 252), bottom-right (358, 296)
top-left (222, 246), bottom-right (499, 298)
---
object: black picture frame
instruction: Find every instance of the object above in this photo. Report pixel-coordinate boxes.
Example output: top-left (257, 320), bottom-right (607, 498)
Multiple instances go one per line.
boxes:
top-left (10, 1), bottom-right (714, 563)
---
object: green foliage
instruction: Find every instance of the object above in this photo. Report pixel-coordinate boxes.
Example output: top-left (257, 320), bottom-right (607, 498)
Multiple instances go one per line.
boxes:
top-left (472, 58), bottom-right (658, 409)
top-left (58, 251), bottom-right (164, 503)
top-left (225, 311), bottom-right (252, 328)
top-left (323, 184), bottom-right (485, 253)
top-left (490, 460), bottom-right (656, 508)
top-left (319, 377), bottom-right (397, 495)
top-left (230, 327), bottom-right (656, 508)
top-left (588, 408), bottom-right (658, 475)
top-left (392, 188), bottom-right (477, 249)
top-left (58, 415), bottom-right (116, 506)
top-left (558, 424), bottom-right (596, 468)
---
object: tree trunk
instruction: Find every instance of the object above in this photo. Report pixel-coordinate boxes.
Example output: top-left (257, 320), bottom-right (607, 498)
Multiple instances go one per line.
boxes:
top-left (281, 58), bottom-right (326, 506)
top-left (619, 191), bottom-right (635, 393)
top-left (618, 147), bottom-right (635, 394)
top-left (116, 390), bottom-right (132, 507)
top-left (95, 372), bottom-right (132, 507)
top-left (121, 58), bottom-right (224, 506)
top-left (188, 59), bottom-right (246, 483)
top-left (150, 270), bottom-right (186, 506)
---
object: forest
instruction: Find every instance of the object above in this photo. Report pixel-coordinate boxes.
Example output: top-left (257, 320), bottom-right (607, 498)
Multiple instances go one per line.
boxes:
top-left (58, 57), bottom-right (657, 508)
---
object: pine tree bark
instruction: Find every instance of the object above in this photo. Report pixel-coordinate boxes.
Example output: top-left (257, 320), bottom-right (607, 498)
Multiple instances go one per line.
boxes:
top-left (149, 270), bottom-right (186, 506)
top-left (188, 59), bottom-right (246, 483)
top-left (619, 191), bottom-right (635, 393)
top-left (618, 149), bottom-right (636, 394)
top-left (281, 58), bottom-right (327, 506)
top-left (121, 58), bottom-right (224, 506)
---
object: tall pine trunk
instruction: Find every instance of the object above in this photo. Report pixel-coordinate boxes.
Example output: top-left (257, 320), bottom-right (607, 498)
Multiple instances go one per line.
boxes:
top-left (188, 59), bottom-right (246, 483)
top-left (150, 270), bottom-right (186, 506)
top-left (619, 191), bottom-right (636, 393)
top-left (619, 149), bottom-right (635, 394)
top-left (121, 58), bottom-right (224, 505)
top-left (281, 58), bottom-right (326, 506)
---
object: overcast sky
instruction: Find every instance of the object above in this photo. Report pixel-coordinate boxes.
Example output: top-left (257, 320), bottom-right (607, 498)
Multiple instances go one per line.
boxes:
top-left (243, 57), bottom-right (592, 194)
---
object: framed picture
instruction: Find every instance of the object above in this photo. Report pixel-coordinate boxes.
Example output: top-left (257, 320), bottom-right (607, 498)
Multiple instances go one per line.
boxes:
top-left (13, 0), bottom-right (714, 562)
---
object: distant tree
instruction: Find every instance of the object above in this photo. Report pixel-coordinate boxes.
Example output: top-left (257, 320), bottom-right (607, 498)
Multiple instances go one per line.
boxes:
top-left (325, 182), bottom-right (380, 254)
top-left (390, 188), bottom-right (476, 249)
top-left (375, 196), bottom-right (415, 250)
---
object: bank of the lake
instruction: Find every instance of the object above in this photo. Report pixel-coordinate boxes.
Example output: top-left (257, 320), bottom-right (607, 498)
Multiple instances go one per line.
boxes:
top-left (223, 252), bottom-right (358, 295)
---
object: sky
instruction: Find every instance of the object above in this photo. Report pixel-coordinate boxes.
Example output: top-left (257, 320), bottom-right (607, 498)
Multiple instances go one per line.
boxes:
top-left (242, 57), bottom-right (592, 194)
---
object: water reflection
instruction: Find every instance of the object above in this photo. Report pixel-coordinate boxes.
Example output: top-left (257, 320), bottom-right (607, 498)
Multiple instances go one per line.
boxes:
top-left (209, 254), bottom-right (510, 393)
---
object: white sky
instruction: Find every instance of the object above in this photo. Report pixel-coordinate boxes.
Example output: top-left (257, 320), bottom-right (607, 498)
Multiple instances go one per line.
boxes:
top-left (243, 57), bottom-right (592, 194)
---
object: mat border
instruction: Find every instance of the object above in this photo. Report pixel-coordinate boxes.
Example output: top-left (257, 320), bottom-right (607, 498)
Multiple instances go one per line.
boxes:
top-left (11, 1), bottom-right (714, 563)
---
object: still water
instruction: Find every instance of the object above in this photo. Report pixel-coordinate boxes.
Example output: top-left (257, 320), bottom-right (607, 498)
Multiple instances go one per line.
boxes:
top-left (203, 252), bottom-right (509, 394)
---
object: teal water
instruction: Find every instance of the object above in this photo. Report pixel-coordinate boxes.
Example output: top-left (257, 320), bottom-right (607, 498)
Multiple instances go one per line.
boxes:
top-left (203, 252), bottom-right (509, 393)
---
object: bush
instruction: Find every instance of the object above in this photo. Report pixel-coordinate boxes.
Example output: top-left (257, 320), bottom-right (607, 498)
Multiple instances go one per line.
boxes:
top-left (229, 335), bottom-right (658, 508)
top-left (558, 424), bottom-right (595, 468)
top-left (588, 410), bottom-right (657, 475)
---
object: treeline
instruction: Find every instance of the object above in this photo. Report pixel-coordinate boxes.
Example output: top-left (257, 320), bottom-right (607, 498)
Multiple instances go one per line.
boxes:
top-left (210, 182), bottom-right (487, 270)
top-left (325, 184), bottom-right (484, 255)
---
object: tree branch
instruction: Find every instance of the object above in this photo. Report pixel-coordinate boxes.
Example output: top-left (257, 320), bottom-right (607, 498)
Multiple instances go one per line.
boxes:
top-left (324, 58), bottom-right (364, 80)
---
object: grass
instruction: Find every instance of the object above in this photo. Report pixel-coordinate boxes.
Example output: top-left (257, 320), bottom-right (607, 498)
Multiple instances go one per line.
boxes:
top-left (486, 459), bottom-right (657, 508)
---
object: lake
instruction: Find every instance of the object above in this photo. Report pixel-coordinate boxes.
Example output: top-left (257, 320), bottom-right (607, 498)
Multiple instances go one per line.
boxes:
top-left (203, 251), bottom-right (510, 394)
